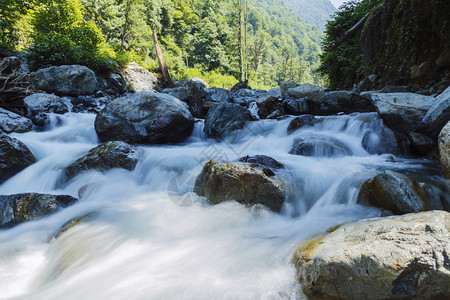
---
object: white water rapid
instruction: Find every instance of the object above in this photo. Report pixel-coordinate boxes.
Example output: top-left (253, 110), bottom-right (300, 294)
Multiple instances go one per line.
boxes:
top-left (0, 112), bottom-right (447, 299)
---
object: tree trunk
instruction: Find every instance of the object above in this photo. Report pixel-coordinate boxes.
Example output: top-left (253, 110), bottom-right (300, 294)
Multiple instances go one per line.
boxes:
top-left (327, 13), bottom-right (370, 52)
top-left (120, 0), bottom-right (132, 52)
top-left (152, 28), bottom-right (175, 88)
top-left (244, 0), bottom-right (249, 81)
top-left (238, 0), bottom-right (244, 82)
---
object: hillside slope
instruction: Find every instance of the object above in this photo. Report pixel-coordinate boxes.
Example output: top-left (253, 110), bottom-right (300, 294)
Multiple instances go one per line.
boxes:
top-left (284, 0), bottom-right (336, 29)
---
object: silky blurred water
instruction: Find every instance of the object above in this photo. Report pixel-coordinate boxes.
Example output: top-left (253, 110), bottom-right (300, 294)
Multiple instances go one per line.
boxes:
top-left (0, 112), bottom-right (446, 300)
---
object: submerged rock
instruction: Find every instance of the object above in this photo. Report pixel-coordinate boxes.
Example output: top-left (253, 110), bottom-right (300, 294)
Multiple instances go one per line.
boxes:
top-left (0, 193), bottom-right (77, 227)
top-left (289, 135), bottom-right (353, 157)
top-left (194, 159), bottom-right (286, 212)
top-left (0, 134), bottom-right (36, 184)
top-left (32, 65), bottom-right (98, 95)
top-left (95, 91), bottom-right (194, 144)
top-left (64, 141), bottom-right (139, 181)
top-left (361, 127), bottom-right (400, 155)
top-left (357, 170), bottom-right (444, 214)
top-left (293, 210), bottom-right (450, 300)
top-left (0, 108), bottom-right (33, 133)
top-left (204, 102), bottom-right (252, 138)
top-left (439, 121), bottom-right (450, 179)
top-left (238, 155), bottom-right (285, 169)
top-left (422, 85), bottom-right (450, 137)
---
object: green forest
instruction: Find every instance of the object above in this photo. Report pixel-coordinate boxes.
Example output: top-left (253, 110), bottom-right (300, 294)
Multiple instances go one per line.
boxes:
top-left (0, 0), bottom-right (325, 89)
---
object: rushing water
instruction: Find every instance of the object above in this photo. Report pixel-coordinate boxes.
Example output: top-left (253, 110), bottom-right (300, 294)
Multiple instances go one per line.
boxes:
top-left (0, 111), bottom-right (447, 299)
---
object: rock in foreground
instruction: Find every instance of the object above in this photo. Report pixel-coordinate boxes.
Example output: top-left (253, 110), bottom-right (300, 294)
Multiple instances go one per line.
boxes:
top-left (293, 211), bottom-right (450, 300)
top-left (0, 134), bottom-right (36, 184)
top-left (95, 91), bottom-right (194, 144)
top-left (194, 159), bottom-right (285, 212)
top-left (0, 108), bottom-right (33, 133)
top-left (64, 141), bottom-right (139, 181)
top-left (0, 193), bottom-right (77, 227)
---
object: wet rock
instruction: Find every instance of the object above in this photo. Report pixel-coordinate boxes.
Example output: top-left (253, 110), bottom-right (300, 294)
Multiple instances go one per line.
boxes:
top-left (32, 65), bottom-right (98, 95)
top-left (287, 115), bottom-right (317, 134)
top-left (357, 170), bottom-right (443, 214)
top-left (256, 95), bottom-right (282, 119)
top-left (204, 102), bottom-right (252, 138)
top-left (368, 93), bottom-right (435, 133)
top-left (162, 87), bottom-right (190, 102)
top-left (96, 73), bottom-right (127, 95)
top-left (194, 159), bottom-right (285, 212)
top-left (64, 141), bottom-right (139, 181)
top-left (268, 88), bottom-right (282, 98)
top-left (283, 83), bottom-right (325, 103)
top-left (121, 62), bottom-right (159, 92)
top-left (439, 121), bottom-right (450, 179)
top-left (95, 91), bottom-right (194, 144)
top-left (280, 82), bottom-right (298, 98)
top-left (408, 132), bottom-right (435, 155)
top-left (422, 85), bottom-right (450, 137)
top-left (0, 193), bottom-right (77, 228)
top-left (293, 211), bottom-right (450, 300)
top-left (238, 155), bottom-right (285, 169)
top-left (289, 135), bottom-right (353, 157)
top-left (282, 98), bottom-right (310, 115)
top-left (204, 88), bottom-right (232, 103)
top-left (379, 86), bottom-right (412, 93)
top-left (315, 91), bottom-right (376, 115)
top-left (0, 134), bottom-right (36, 184)
top-left (0, 108), bottom-right (32, 133)
top-left (24, 93), bottom-right (71, 118)
top-left (362, 127), bottom-right (400, 155)
top-left (231, 89), bottom-right (268, 106)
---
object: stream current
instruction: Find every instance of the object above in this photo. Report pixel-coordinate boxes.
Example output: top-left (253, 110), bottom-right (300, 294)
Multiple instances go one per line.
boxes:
top-left (0, 111), bottom-right (447, 299)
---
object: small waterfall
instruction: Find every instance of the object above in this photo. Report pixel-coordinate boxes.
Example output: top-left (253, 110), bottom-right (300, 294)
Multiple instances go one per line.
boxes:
top-left (0, 111), bottom-right (447, 299)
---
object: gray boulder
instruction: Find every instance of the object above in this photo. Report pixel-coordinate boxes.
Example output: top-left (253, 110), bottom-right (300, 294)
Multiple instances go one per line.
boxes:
top-left (24, 93), bottom-right (71, 117)
top-left (357, 170), bottom-right (443, 214)
top-left (422, 85), bottom-right (450, 137)
top-left (439, 121), bottom-right (450, 179)
top-left (282, 98), bottom-right (311, 115)
top-left (231, 89), bottom-right (269, 106)
top-left (95, 91), bottom-right (194, 144)
top-left (64, 141), bottom-right (139, 181)
top-left (32, 65), bottom-right (98, 95)
top-left (289, 135), bottom-right (353, 157)
top-left (238, 155), bottom-right (285, 170)
top-left (293, 211), bottom-right (450, 300)
top-left (204, 102), bottom-right (252, 138)
top-left (368, 93), bottom-right (435, 133)
top-left (162, 87), bottom-right (190, 102)
top-left (256, 95), bottom-right (282, 119)
top-left (121, 62), bottom-right (159, 92)
top-left (0, 134), bottom-right (36, 184)
top-left (0, 108), bottom-right (33, 133)
top-left (316, 91), bottom-right (376, 115)
top-left (362, 127), bottom-right (400, 155)
top-left (194, 159), bottom-right (286, 212)
top-left (205, 88), bottom-right (232, 103)
top-left (0, 193), bottom-right (77, 227)
top-left (283, 83), bottom-right (325, 103)
top-left (280, 82), bottom-right (299, 98)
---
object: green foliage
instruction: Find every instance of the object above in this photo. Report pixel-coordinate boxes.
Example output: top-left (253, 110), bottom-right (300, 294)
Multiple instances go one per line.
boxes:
top-left (318, 0), bottom-right (377, 90)
top-left (28, 0), bottom-right (115, 73)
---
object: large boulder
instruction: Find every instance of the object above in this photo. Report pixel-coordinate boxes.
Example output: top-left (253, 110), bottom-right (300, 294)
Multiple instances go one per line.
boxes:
top-left (293, 211), bottom-right (450, 300)
top-left (204, 102), bottom-right (252, 138)
top-left (315, 91), bottom-right (376, 115)
top-left (0, 134), bottom-right (36, 184)
top-left (0, 108), bottom-right (32, 133)
top-left (289, 135), bottom-right (353, 157)
top-left (24, 93), bottom-right (71, 116)
top-left (439, 121), bottom-right (450, 179)
top-left (256, 95), bottom-right (282, 119)
top-left (282, 98), bottom-right (311, 115)
top-left (194, 159), bottom-right (286, 212)
top-left (357, 170), bottom-right (444, 214)
top-left (283, 83), bottom-right (325, 103)
top-left (231, 89), bottom-right (269, 106)
top-left (120, 62), bottom-right (159, 92)
top-left (422, 85), bottom-right (450, 137)
top-left (367, 93), bottom-right (435, 133)
top-left (287, 115), bottom-right (318, 134)
top-left (64, 141), bottom-right (139, 181)
top-left (0, 193), bottom-right (77, 228)
top-left (32, 65), bottom-right (98, 95)
top-left (95, 91), bottom-right (194, 144)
